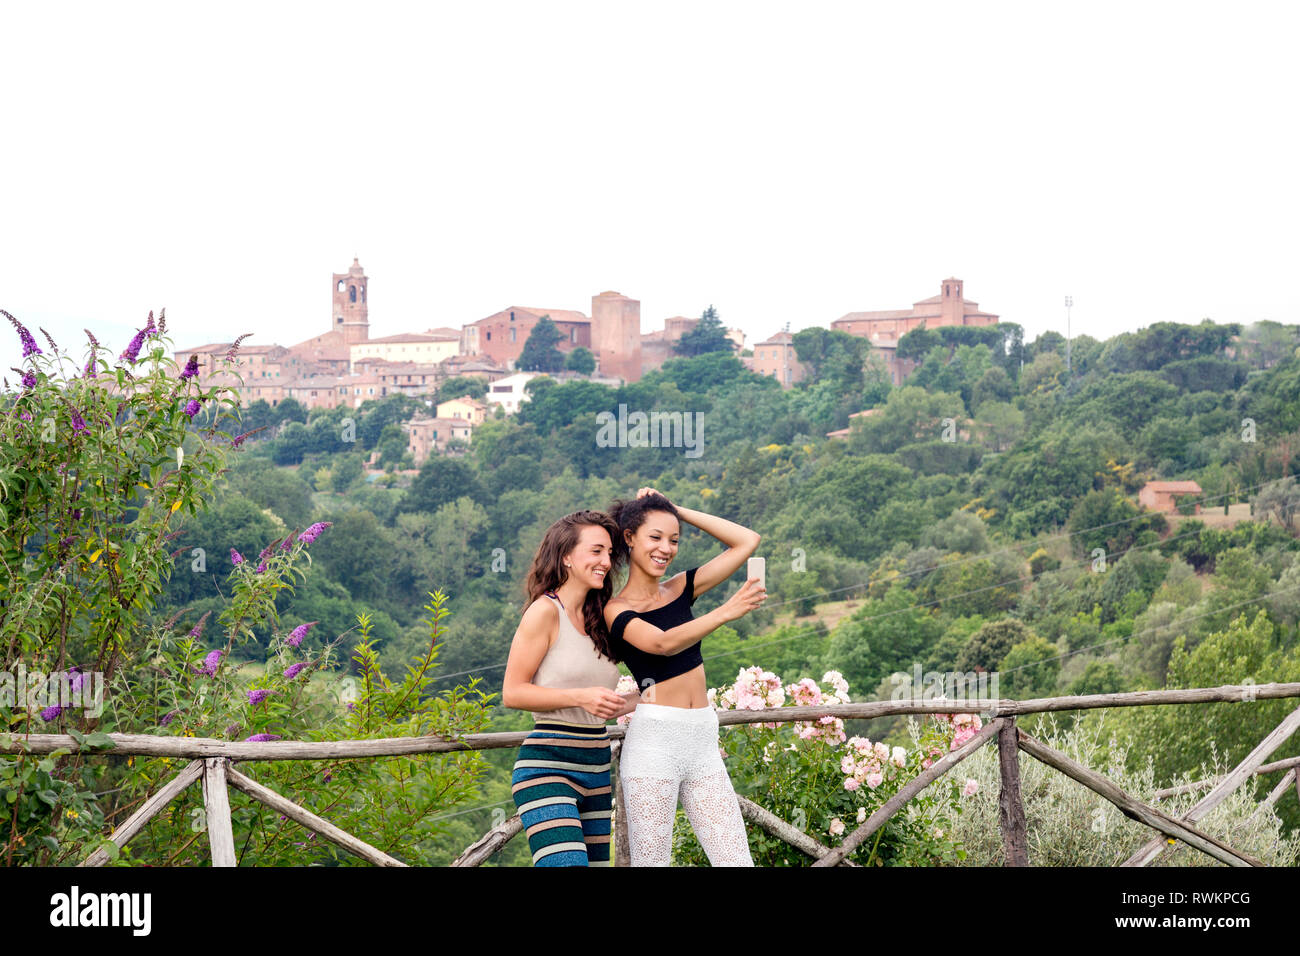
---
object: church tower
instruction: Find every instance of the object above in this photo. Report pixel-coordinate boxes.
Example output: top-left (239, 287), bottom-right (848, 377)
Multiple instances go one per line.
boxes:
top-left (332, 258), bottom-right (370, 344)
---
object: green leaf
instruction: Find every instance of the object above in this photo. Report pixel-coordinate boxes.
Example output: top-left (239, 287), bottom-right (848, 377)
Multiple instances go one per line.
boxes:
top-left (83, 733), bottom-right (116, 751)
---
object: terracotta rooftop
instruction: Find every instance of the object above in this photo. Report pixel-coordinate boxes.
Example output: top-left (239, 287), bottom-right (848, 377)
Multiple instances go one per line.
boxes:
top-left (1142, 480), bottom-right (1203, 492)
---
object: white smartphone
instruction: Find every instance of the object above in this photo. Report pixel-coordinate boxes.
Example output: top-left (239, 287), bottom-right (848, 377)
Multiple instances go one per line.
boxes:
top-left (747, 556), bottom-right (766, 591)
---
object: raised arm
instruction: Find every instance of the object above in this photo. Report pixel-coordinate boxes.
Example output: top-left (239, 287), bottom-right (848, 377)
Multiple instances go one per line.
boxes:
top-left (502, 598), bottom-right (625, 719)
top-left (604, 580), bottom-right (765, 656)
top-left (652, 494), bottom-right (760, 597)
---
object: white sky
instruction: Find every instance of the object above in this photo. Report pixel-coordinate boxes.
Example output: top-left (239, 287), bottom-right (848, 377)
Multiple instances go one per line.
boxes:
top-left (3, 0), bottom-right (1298, 373)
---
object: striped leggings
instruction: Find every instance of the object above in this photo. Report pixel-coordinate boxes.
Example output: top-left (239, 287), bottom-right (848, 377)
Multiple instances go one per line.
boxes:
top-left (511, 720), bottom-right (613, 867)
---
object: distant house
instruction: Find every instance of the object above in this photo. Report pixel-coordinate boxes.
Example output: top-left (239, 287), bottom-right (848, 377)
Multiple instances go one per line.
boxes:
top-left (485, 372), bottom-right (542, 415)
top-left (403, 415), bottom-right (473, 466)
top-left (1139, 480), bottom-right (1203, 514)
top-left (826, 408), bottom-right (883, 440)
top-left (436, 395), bottom-right (489, 425)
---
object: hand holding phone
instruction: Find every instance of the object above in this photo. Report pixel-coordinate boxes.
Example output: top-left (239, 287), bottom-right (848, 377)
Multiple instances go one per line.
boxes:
top-left (747, 556), bottom-right (766, 591)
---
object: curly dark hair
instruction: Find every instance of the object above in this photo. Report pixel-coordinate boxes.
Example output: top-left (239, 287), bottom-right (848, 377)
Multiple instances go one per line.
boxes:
top-left (523, 510), bottom-right (621, 661)
top-left (606, 492), bottom-right (680, 571)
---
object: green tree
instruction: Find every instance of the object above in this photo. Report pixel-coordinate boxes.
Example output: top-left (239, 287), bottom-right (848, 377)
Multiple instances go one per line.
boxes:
top-left (331, 452), bottom-right (366, 493)
top-left (674, 305), bottom-right (732, 357)
top-left (999, 635), bottom-right (1061, 698)
top-left (517, 316), bottom-right (565, 372)
top-left (564, 346), bottom-right (596, 375)
top-left (957, 619), bottom-right (1033, 673)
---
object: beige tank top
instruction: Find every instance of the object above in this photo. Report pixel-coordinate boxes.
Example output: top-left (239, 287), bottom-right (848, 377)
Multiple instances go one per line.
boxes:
top-left (531, 593), bottom-right (621, 725)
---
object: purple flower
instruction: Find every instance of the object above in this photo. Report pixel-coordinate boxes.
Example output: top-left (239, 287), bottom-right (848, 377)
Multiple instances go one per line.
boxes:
top-left (120, 325), bottom-right (149, 364)
top-left (21, 369), bottom-right (36, 389)
top-left (247, 688), bottom-right (272, 706)
top-left (189, 612), bottom-right (211, 639)
top-left (283, 662), bottom-right (307, 680)
top-left (19, 410), bottom-right (32, 423)
top-left (224, 723), bottom-right (241, 737)
top-left (346, 702), bottom-right (356, 712)
top-left (160, 710), bottom-right (179, 727)
top-left (231, 431), bottom-right (251, 448)
top-left (68, 668), bottom-right (85, 694)
top-left (297, 521), bottom-right (333, 545)
top-left (255, 561), bottom-right (267, 574)
top-left (72, 508), bottom-right (82, 520)
top-left (286, 621), bottom-right (316, 647)
top-left (322, 770), bottom-right (332, 783)
top-left (40, 327), bottom-right (58, 351)
top-left (183, 398), bottom-right (201, 418)
top-left (180, 354), bottom-right (199, 380)
top-left (258, 541), bottom-right (276, 561)
top-left (245, 733), bottom-right (281, 742)
top-left (230, 549), bottom-right (244, 566)
top-left (192, 649), bottom-right (222, 676)
top-left (70, 408), bottom-right (87, 434)
top-left (280, 532), bottom-right (296, 552)
top-left (5, 310), bottom-right (42, 357)
top-left (41, 705), bottom-right (63, 722)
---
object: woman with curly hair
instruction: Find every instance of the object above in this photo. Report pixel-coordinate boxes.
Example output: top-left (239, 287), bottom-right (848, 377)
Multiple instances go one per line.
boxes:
top-left (605, 488), bottom-right (766, 866)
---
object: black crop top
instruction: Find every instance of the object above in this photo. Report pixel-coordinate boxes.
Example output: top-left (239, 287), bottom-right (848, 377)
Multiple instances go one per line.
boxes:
top-left (608, 567), bottom-right (705, 687)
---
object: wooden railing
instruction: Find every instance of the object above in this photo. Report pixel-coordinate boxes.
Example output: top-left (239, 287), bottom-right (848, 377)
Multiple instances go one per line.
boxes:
top-left (4, 681), bottom-right (1299, 867)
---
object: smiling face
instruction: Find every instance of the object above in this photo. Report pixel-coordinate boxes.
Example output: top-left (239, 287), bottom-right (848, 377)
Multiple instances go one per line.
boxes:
top-left (563, 523), bottom-right (614, 590)
top-left (624, 509), bottom-right (680, 578)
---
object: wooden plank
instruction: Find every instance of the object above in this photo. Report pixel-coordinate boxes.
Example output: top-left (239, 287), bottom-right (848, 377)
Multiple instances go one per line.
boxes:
top-left (1255, 754), bottom-right (1300, 776)
top-left (997, 717), bottom-right (1028, 866)
top-left (735, 795), bottom-right (859, 866)
top-left (226, 766), bottom-right (408, 867)
top-left (450, 813), bottom-right (522, 868)
top-left (7, 682), bottom-right (1300, 759)
top-left (80, 759), bottom-right (204, 867)
top-left (1016, 730), bottom-right (1262, 868)
top-left (811, 718), bottom-right (1002, 867)
top-left (202, 757), bottom-right (236, 867)
top-left (1123, 702), bottom-right (1300, 867)
top-left (1247, 768), bottom-right (1297, 823)
top-left (1151, 779), bottom-right (1217, 801)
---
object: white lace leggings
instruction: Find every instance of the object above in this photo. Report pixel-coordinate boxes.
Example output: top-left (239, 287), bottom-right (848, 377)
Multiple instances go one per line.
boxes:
top-left (618, 703), bottom-right (753, 866)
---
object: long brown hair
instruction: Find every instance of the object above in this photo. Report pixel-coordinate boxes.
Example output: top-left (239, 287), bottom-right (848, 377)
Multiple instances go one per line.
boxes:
top-left (523, 510), bottom-right (620, 661)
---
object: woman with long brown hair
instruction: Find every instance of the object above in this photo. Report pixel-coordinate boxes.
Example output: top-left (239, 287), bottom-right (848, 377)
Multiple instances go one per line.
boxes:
top-left (501, 509), bottom-right (640, 866)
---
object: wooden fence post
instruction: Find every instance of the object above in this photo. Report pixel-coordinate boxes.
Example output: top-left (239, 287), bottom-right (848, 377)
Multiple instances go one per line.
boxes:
top-left (202, 757), bottom-right (236, 867)
top-left (611, 739), bottom-right (630, 867)
top-left (997, 717), bottom-right (1028, 866)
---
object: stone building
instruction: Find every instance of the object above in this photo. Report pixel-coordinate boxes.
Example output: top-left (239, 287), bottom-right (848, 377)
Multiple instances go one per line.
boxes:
top-left (832, 278), bottom-right (999, 386)
top-left (751, 331), bottom-right (809, 387)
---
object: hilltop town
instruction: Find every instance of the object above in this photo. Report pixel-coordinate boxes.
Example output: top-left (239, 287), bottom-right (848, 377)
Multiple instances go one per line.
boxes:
top-left (176, 260), bottom-right (1000, 464)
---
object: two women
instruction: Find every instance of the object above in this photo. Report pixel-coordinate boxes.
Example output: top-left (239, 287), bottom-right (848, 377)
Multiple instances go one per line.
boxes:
top-left (502, 491), bottom-right (765, 867)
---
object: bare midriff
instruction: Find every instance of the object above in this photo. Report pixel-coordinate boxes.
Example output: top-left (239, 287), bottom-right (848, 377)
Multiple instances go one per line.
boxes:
top-left (638, 663), bottom-right (709, 708)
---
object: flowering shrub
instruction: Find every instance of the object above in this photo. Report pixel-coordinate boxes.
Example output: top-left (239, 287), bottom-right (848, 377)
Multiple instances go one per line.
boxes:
top-left (1, 311), bottom-right (493, 864)
top-left (672, 668), bottom-right (977, 866)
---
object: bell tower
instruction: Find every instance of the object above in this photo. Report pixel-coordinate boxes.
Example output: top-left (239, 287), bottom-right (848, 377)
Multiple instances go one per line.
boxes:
top-left (332, 257), bottom-right (370, 344)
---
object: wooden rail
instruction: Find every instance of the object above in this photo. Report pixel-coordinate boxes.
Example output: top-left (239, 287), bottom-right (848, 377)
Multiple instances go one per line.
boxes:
top-left (4, 680), bottom-right (1295, 867)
